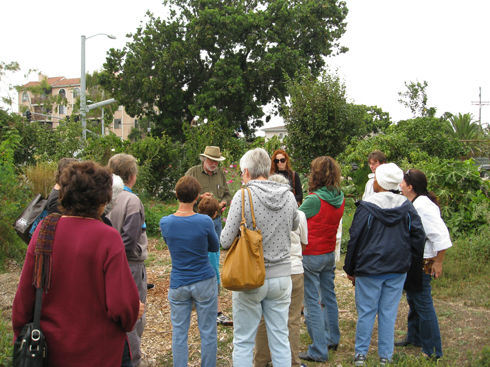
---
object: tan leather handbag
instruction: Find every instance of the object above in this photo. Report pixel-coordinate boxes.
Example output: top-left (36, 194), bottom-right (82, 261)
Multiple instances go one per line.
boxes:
top-left (222, 187), bottom-right (265, 291)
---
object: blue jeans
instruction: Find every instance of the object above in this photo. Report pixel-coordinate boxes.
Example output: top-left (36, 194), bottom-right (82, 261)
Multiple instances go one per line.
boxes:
top-left (232, 276), bottom-right (292, 367)
top-left (406, 273), bottom-right (443, 358)
top-left (355, 273), bottom-right (407, 360)
top-left (168, 276), bottom-right (218, 367)
top-left (209, 216), bottom-right (222, 286)
top-left (302, 252), bottom-right (340, 361)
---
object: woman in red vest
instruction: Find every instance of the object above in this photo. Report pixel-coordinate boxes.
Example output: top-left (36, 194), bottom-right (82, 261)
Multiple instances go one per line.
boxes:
top-left (298, 156), bottom-right (345, 363)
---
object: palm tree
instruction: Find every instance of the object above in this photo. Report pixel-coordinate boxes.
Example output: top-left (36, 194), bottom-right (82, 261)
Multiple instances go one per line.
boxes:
top-left (448, 113), bottom-right (482, 140)
top-left (447, 113), bottom-right (488, 157)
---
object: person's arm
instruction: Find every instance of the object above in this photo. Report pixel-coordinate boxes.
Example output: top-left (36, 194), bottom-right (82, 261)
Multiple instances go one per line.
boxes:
top-left (207, 217), bottom-right (219, 252)
top-left (298, 193), bottom-right (321, 219)
top-left (343, 206), bottom-right (365, 277)
top-left (431, 250), bottom-right (446, 278)
top-left (294, 171), bottom-right (303, 204)
top-left (220, 190), bottom-right (242, 249)
top-left (298, 211), bottom-right (308, 252)
top-left (291, 195), bottom-right (299, 231)
top-left (121, 211), bottom-right (143, 254)
top-left (335, 218), bottom-right (343, 263)
top-left (104, 235), bottom-right (140, 332)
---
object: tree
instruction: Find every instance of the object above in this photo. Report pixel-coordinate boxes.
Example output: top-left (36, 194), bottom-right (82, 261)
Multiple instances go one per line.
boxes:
top-left (446, 113), bottom-right (488, 157)
top-left (101, 0), bottom-right (348, 139)
top-left (398, 80), bottom-right (436, 118)
top-left (283, 71), bottom-right (390, 173)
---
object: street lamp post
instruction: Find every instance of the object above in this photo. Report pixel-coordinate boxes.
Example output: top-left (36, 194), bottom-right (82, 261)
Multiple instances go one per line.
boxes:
top-left (80, 33), bottom-right (115, 140)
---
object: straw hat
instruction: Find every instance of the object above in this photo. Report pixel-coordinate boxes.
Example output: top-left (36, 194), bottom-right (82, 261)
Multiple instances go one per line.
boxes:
top-left (200, 146), bottom-right (226, 162)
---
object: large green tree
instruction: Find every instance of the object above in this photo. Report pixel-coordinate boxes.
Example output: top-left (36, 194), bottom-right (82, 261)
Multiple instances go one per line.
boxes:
top-left (283, 71), bottom-right (391, 173)
top-left (101, 0), bottom-right (348, 139)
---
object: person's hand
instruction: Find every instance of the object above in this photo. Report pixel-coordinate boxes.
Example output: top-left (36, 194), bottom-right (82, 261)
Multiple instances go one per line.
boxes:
top-left (431, 261), bottom-right (443, 279)
top-left (347, 274), bottom-right (356, 286)
top-left (138, 301), bottom-right (145, 319)
top-left (219, 201), bottom-right (227, 212)
top-left (201, 192), bottom-right (213, 200)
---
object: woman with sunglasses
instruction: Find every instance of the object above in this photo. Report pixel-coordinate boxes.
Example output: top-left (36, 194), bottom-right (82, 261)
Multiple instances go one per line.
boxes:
top-left (398, 169), bottom-right (452, 360)
top-left (270, 149), bottom-right (303, 205)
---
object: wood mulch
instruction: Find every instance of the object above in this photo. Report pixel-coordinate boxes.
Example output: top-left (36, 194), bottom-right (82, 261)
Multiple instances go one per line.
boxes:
top-left (2, 239), bottom-right (489, 366)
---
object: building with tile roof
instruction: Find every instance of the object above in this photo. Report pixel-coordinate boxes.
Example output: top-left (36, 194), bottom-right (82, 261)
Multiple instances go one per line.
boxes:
top-left (18, 73), bottom-right (137, 140)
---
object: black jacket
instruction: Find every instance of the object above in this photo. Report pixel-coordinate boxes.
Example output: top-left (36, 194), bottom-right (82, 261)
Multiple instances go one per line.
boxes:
top-left (343, 193), bottom-right (425, 277)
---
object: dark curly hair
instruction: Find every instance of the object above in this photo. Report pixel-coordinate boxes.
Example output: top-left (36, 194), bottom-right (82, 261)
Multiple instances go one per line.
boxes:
top-left (55, 158), bottom-right (78, 184)
top-left (175, 176), bottom-right (201, 203)
top-left (308, 156), bottom-right (341, 192)
top-left (59, 161), bottom-right (112, 218)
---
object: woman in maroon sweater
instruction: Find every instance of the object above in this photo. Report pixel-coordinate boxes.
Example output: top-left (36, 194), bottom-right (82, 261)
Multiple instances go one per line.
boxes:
top-left (12, 161), bottom-right (141, 367)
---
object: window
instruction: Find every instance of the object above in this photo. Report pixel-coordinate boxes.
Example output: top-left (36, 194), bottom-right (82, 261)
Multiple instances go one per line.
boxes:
top-left (22, 92), bottom-right (29, 102)
top-left (72, 88), bottom-right (80, 98)
top-left (58, 89), bottom-right (66, 98)
top-left (59, 105), bottom-right (66, 115)
top-left (114, 119), bottom-right (122, 129)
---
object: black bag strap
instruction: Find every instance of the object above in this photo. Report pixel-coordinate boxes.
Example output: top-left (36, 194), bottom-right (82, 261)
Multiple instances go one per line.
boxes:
top-left (32, 288), bottom-right (43, 331)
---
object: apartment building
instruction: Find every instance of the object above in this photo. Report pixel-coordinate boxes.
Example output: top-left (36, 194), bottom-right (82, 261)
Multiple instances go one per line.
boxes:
top-left (18, 74), bottom-right (136, 140)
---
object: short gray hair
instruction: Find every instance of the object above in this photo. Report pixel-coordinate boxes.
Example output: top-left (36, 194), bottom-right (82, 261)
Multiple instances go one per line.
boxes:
top-left (240, 148), bottom-right (271, 179)
top-left (269, 174), bottom-right (290, 186)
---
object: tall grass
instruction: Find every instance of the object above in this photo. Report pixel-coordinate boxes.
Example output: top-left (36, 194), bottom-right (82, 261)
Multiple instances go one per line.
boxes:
top-left (24, 161), bottom-right (57, 198)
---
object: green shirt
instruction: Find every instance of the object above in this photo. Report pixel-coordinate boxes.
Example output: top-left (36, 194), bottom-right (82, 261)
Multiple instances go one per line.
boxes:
top-left (185, 164), bottom-right (232, 205)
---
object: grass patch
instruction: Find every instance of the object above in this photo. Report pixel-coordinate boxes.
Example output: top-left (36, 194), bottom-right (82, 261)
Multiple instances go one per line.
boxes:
top-left (0, 317), bottom-right (13, 367)
top-left (432, 223), bottom-right (490, 307)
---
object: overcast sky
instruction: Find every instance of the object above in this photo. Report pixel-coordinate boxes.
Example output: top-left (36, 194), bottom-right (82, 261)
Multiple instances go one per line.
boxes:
top-left (2, 0), bottom-right (489, 127)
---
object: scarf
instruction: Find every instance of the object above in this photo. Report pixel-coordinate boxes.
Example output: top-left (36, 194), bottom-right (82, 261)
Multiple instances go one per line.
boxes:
top-left (33, 213), bottom-right (62, 291)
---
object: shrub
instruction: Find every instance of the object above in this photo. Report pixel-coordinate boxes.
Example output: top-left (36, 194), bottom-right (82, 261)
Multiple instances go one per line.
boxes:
top-left (143, 200), bottom-right (178, 237)
top-left (129, 135), bottom-right (185, 201)
top-left (0, 128), bottom-right (31, 267)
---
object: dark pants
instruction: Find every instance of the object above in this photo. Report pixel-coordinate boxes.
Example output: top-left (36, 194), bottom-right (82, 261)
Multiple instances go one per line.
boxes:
top-left (121, 340), bottom-right (131, 367)
top-left (406, 273), bottom-right (443, 358)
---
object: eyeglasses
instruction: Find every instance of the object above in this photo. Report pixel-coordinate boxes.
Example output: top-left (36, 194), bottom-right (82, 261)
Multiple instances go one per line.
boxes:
top-left (405, 169), bottom-right (411, 176)
top-left (274, 158), bottom-right (286, 164)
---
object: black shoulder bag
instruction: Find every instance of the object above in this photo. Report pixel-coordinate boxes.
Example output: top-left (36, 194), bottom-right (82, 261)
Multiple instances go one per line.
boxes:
top-left (13, 213), bottom-right (61, 367)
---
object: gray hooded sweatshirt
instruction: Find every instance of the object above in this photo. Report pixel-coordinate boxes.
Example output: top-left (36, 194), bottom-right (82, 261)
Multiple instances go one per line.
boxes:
top-left (221, 180), bottom-right (299, 279)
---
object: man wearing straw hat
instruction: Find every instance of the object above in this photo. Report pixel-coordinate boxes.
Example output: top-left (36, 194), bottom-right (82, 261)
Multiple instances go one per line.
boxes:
top-left (186, 146), bottom-right (233, 325)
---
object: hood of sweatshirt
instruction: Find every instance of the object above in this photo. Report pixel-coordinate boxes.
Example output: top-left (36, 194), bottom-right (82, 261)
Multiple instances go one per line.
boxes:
top-left (313, 186), bottom-right (344, 208)
top-left (359, 192), bottom-right (410, 226)
top-left (247, 180), bottom-right (294, 211)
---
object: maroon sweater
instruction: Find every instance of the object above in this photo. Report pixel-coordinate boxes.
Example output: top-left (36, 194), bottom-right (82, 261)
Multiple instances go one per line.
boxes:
top-left (12, 217), bottom-right (140, 367)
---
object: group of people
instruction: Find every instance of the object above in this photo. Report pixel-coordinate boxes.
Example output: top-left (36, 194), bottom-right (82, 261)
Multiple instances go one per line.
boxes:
top-left (12, 145), bottom-right (452, 367)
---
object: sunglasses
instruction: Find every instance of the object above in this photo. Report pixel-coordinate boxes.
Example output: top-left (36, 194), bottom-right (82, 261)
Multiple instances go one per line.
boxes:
top-left (274, 158), bottom-right (286, 164)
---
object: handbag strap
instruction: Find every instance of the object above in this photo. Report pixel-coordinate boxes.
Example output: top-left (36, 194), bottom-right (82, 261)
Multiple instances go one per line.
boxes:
top-left (31, 213), bottom-right (61, 330)
top-left (241, 186), bottom-right (257, 230)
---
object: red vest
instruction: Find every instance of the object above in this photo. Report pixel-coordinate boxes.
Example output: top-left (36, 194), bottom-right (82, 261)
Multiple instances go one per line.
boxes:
top-left (304, 194), bottom-right (345, 255)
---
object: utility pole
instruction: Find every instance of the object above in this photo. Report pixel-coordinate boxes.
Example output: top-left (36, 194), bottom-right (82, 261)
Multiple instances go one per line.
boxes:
top-left (471, 87), bottom-right (490, 127)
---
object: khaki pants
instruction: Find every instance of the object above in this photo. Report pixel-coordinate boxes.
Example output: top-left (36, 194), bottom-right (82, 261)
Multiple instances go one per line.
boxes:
top-left (254, 273), bottom-right (304, 367)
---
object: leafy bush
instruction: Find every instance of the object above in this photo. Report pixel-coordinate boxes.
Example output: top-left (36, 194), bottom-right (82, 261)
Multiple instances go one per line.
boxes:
top-left (129, 135), bottom-right (185, 201)
top-left (143, 200), bottom-right (178, 237)
top-left (83, 133), bottom-right (129, 165)
top-left (402, 158), bottom-right (490, 234)
top-left (0, 127), bottom-right (30, 267)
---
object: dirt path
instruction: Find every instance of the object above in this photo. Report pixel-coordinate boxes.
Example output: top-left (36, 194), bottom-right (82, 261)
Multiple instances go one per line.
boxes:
top-left (2, 240), bottom-right (489, 366)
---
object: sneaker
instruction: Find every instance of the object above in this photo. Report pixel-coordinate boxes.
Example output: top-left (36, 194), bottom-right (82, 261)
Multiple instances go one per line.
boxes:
top-left (379, 357), bottom-right (390, 366)
top-left (217, 312), bottom-right (233, 326)
top-left (354, 353), bottom-right (366, 366)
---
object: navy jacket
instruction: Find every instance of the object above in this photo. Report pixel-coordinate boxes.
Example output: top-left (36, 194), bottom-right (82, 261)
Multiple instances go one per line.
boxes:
top-left (343, 193), bottom-right (425, 277)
